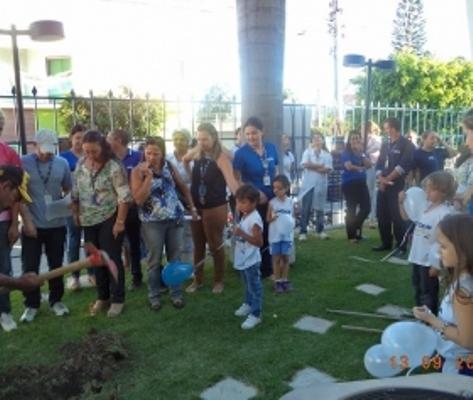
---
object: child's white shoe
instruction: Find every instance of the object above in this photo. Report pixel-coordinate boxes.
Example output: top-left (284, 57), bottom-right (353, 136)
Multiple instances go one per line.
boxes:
top-left (241, 314), bottom-right (261, 330)
top-left (234, 303), bottom-right (251, 317)
top-left (0, 313), bottom-right (17, 332)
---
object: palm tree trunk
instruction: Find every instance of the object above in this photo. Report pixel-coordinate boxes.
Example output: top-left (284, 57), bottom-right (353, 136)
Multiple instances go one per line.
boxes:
top-left (236, 0), bottom-right (285, 147)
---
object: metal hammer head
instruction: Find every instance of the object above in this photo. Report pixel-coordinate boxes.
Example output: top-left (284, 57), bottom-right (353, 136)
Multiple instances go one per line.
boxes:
top-left (84, 242), bottom-right (119, 282)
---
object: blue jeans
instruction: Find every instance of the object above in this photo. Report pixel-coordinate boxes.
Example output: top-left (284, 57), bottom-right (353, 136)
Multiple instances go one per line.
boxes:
top-left (300, 189), bottom-right (325, 234)
top-left (141, 219), bottom-right (183, 303)
top-left (0, 221), bottom-right (12, 313)
top-left (66, 217), bottom-right (94, 279)
top-left (240, 262), bottom-right (263, 318)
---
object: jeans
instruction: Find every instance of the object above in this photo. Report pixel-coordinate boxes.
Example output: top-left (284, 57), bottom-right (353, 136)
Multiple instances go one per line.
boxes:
top-left (141, 219), bottom-right (183, 302)
top-left (21, 226), bottom-right (66, 308)
top-left (0, 221), bottom-right (12, 313)
top-left (125, 206), bottom-right (143, 284)
top-left (342, 180), bottom-right (371, 240)
top-left (240, 262), bottom-right (263, 318)
top-left (366, 167), bottom-right (377, 221)
top-left (65, 217), bottom-right (94, 279)
top-left (83, 215), bottom-right (125, 304)
top-left (412, 264), bottom-right (439, 315)
top-left (300, 188), bottom-right (325, 234)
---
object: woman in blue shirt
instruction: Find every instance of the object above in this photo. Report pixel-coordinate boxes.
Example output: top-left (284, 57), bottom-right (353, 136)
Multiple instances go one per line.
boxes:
top-left (341, 130), bottom-right (372, 242)
top-left (233, 116), bottom-right (278, 278)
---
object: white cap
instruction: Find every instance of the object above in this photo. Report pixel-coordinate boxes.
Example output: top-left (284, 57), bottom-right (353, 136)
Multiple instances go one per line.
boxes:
top-left (34, 129), bottom-right (58, 154)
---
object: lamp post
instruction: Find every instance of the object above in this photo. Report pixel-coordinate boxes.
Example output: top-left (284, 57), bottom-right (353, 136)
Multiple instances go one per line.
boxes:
top-left (343, 54), bottom-right (395, 150)
top-left (0, 20), bottom-right (64, 155)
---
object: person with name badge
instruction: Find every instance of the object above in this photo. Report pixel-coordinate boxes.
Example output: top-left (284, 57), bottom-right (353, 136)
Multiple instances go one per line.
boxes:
top-left (20, 129), bottom-right (72, 323)
top-left (233, 117), bottom-right (278, 279)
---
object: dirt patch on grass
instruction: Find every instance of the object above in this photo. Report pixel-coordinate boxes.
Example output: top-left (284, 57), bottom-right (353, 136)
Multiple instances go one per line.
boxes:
top-left (0, 329), bottom-right (127, 400)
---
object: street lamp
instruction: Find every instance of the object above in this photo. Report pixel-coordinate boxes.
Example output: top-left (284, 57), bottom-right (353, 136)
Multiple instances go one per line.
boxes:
top-left (343, 54), bottom-right (395, 150)
top-left (0, 20), bottom-right (64, 155)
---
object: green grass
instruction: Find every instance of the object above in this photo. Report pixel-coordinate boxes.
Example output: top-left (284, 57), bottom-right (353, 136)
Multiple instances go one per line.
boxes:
top-left (0, 228), bottom-right (413, 399)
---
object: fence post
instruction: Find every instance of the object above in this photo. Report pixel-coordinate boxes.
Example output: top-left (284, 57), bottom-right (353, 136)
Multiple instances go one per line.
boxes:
top-left (145, 92), bottom-right (150, 136)
top-left (70, 89), bottom-right (76, 126)
top-left (129, 90), bottom-right (134, 135)
top-left (108, 90), bottom-right (114, 131)
top-left (32, 86), bottom-right (38, 132)
top-left (89, 90), bottom-right (95, 129)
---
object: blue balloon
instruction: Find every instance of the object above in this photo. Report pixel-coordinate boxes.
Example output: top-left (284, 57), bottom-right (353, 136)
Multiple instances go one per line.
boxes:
top-left (162, 261), bottom-right (193, 286)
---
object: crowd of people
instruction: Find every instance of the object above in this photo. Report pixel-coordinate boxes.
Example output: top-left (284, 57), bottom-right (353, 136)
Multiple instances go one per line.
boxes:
top-left (0, 108), bottom-right (472, 374)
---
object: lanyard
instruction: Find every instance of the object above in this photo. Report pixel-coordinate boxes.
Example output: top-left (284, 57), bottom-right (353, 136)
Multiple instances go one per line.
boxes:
top-left (90, 163), bottom-right (106, 192)
top-left (35, 156), bottom-right (53, 187)
top-left (259, 147), bottom-right (269, 175)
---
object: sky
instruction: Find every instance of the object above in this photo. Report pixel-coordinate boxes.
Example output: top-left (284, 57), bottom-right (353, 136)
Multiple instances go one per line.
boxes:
top-left (0, 0), bottom-right (471, 103)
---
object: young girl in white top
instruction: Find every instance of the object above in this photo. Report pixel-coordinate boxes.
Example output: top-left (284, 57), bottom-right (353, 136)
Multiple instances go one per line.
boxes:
top-left (413, 213), bottom-right (473, 376)
top-left (399, 171), bottom-right (456, 315)
top-left (267, 175), bottom-right (295, 293)
top-left (233, 184), bottom-right (264, 330)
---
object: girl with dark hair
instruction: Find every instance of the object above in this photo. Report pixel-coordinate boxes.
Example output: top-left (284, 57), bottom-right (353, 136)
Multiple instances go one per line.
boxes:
top-left (184, 123), bottom-right (239, 294)
top-left (233, 117), bottom-right (279, 278)
top-left (131, 136), bottom-right (197, 310)
top-left (72, 130), bottom-right (131, 317)
top-left (341, 130), bottom-right (371, 242)
top-left (414, 213), bottom-right (473, 376)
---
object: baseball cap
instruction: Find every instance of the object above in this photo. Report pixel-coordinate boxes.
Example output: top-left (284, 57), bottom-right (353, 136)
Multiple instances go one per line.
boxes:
top-left (34, 129), bottom-right (58, 154)
top-left (0, 165), bottom-right (32, 203)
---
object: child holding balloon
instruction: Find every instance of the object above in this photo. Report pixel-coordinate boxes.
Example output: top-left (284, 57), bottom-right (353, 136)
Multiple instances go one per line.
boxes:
top-left (267, 174), bottom-right (295, 293)
top-left (413, 213), bottom-right (473, 376)
top-left (399, 171), bottom-right (456, 315)
top-left (233, 184), bottom-right (264, 330)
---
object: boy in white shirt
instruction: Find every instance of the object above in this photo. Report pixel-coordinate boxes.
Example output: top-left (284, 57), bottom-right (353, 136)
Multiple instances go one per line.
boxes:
top-left (233, 184), bottom-right (264, 330)
top-left (399, 171), bottom-right (456, 315)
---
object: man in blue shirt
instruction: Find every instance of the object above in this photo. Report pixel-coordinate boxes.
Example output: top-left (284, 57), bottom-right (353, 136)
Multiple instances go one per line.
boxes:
top-left (107, 129), bottom-right (143, 289)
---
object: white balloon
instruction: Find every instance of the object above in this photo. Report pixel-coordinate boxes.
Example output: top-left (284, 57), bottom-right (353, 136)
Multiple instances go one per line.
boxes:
top-left (382, 321), bottom-right (437, 369)
top-left (403, 187), bottom-right (427, 221)
top-left (364, 344), bottom-right (402, 378)
top-left (428, 242), bottom-right (441, 269)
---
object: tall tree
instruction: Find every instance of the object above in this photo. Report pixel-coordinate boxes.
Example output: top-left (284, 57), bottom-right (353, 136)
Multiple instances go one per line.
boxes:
top-left (392, 0), bottom-right (427, 55)
top-left (236, 0), bottom-right (285, 146)
top-left (197, 85), bottom-right (233, 124)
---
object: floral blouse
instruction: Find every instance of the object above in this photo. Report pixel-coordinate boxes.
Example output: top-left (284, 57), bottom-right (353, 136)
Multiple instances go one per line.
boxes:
top-left (138, 162), bottom-right (184, 223)
top-left (72, 158), bottom-right (132, 226)
top-left (455, 156), bottom-right (473, 189)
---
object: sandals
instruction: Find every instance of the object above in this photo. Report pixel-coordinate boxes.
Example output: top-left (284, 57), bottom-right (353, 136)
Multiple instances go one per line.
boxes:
top-left (107, 303), bottom-right (124, 318)
top-left (89, 300), bottom-right (110, 316)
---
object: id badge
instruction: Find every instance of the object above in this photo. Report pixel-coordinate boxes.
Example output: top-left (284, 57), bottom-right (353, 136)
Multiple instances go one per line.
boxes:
top-left (91, 193), bottom-right (100, 206)
top-left (198, 184), bottom-right (207, 204)
top-left (263, 175), bottom-right (271, 186)
top-left (44, 194), bottom-right (52, 204)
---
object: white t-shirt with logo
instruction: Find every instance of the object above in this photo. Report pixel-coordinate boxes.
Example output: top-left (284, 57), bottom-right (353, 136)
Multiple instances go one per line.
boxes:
top-left (268, 196), bottom-right (295, 243)
top-left (408, 202), bottom-right (453, 267)
top-left (234, 209), bottom-right (263, 270)
top-left (299, 148), bottom-right (333, 200)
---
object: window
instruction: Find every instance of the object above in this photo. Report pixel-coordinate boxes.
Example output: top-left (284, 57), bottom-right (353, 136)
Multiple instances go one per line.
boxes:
top-left (46, 57), bottom-right (72, 76)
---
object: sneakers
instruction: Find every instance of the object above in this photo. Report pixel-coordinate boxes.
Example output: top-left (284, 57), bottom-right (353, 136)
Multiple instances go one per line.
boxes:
top-left (299, 233), bottom-right (307, 241)
top-left (282, 280), bottom-right (293, 292)
top-left (185, 281), bottom-right (203, 293)
top-left (0, 313), bottom-right (17, 332)
top-left (20, 307), bottom-right (38, 323)
top-left (234, 303), bottom-right (251, 317)
top-left (107, 303), bottom-right (124, 318)
top-left (273, 281), bottom-right (285, 294)
top-left (241, 314), bottom-right (262, 330)
top-left (212, 283), bottom-right (224, 294)
top-left (51, 302), bottom-right (70, 317)
top-left (318, 232), bottom-right (329, 240)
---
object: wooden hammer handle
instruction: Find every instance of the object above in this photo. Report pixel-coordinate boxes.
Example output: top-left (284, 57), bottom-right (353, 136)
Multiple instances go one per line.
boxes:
top-left (38, 258), bottom-right (94, 282)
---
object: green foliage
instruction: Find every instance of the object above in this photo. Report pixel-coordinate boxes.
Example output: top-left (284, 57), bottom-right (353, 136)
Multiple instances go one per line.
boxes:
top-left (352, 52), bottom-right (473, 109)
top-left (197, 85), bottom-right (233, 124)
top-left (59, 88), bottom-right (165, 138)
top-left (392, 0), bottom-right (426, 55)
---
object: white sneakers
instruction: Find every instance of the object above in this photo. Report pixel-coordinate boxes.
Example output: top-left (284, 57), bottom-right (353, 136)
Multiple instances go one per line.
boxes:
top-left (298, 233), bottom-right (307, 241)
top-left (20, 307), bottom-right (38, 323)
top-left (0, 313), bottom-right (17, 332)
top-left (234, 304), bottom-right (261, 329)
top-left (234, 303), bottom-right (251, 317)
top-left (51, 302), bottom-right (70, 317)
top-left (241, 314), bottom-right (262, 330)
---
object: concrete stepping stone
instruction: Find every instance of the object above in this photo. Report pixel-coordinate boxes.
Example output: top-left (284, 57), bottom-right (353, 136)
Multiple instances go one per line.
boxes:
top-left (356, 283), bottom-right (385, 296)
top-left (200, 377), bottom-right (257, 400)
top-left (289, 367), bottom-right (336, 389)
top-left (293, 315), bottom-right (335, 334)
top-left (377, 304), bottom-right (412, 318)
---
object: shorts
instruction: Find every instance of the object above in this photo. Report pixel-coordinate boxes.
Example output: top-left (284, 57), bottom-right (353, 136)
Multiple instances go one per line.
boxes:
top-left (270, 241), bottom-right (292, 256)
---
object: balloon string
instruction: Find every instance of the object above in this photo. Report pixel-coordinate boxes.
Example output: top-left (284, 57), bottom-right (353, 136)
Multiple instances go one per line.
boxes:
top-left (405, 366), bottom-right (416, 376)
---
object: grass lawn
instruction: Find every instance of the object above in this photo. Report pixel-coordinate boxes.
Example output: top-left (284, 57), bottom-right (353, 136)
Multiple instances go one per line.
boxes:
top-left (0, 228), bottom-right (414, 399)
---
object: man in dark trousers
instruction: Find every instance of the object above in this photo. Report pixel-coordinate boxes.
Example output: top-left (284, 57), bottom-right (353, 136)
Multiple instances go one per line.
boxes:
top-left (373, 117), bottom-right (415, 255)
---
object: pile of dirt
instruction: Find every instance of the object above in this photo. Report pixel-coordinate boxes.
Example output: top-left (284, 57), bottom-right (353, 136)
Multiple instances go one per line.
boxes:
top-left (0, 329), bottom-right (127, 400)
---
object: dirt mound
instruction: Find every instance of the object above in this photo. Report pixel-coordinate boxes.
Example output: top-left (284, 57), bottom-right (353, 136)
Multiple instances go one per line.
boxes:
top-left (0, 329), bottom-right (127, 400)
